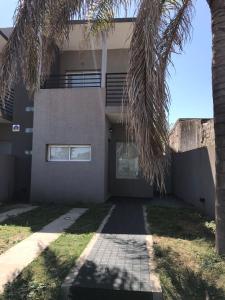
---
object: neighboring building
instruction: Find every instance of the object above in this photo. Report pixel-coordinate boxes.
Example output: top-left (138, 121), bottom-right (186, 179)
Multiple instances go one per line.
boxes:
top-left (0, 30), bottom-right (14, 203)
top-left (0, 29), bottom-right (33, 202)
top-left (170, 118), bottom-right (215, 218)
top-left (1, 19), bottom-right (153, 205)
top-left (169, 118), bottom-right (214, 153)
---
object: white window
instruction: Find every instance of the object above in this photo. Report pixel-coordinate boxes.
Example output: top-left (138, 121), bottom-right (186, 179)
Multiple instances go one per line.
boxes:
top-left (47, 145), bottom-right (91, 162)
top-left (66, 71), bottom-right (101, 88)
top-left (25, 106), bottom-right (34, 112)
top-left (116, 142), bottom-right (139, 179)
top-left (25, 128), bottom-right (33, 133)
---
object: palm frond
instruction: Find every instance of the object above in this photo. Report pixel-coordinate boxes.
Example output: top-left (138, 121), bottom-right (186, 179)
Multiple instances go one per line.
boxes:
top-left (0, 0), bottom-right (86, 97)
top-left (126, 0), bottom-right (193, 191)
top-left (0, 0), bottom-right (193, 192)
top-left (160, 0), bottom-right (194, 68)
top-left (86, 0), bottom-right (137, 33)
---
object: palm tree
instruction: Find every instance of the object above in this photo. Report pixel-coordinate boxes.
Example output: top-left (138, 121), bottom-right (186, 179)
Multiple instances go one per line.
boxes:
top-left (208, 0), bottom-right (225, 254)
top-left (0, 0), bottom-right (224, 254)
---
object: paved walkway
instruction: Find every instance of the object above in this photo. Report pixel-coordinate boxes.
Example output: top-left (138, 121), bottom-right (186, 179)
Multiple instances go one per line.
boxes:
top-left (0, 208), bottom-right (87, 292)
top-left (0, 205), bottom-right (38, 223)
top-left (63, 200), bottom-right (162, 300)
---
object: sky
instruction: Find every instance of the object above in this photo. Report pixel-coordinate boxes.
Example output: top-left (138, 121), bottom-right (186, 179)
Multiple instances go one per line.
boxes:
top-left (0, 0), bottom-right (213, 125)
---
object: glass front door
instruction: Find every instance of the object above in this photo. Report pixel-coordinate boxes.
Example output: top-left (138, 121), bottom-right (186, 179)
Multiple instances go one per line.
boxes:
top-left (116, 142), bottom-right (139, 179)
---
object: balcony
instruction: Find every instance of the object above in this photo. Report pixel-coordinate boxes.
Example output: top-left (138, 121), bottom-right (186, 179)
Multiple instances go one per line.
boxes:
top-left (41, 73), bottom-right (127, 106)
top-left (106, 73), bottom-right (127, 106)
top-left (0, 90), bottom-right (14, 122)
top-left (41, 73), bottom-right (102, 89)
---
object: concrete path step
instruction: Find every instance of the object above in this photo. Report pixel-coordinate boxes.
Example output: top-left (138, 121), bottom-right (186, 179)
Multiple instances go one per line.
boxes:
top-left (0, 205), bottom-right (38, 223)
top-left (0, 207), bottom-right (87, 293)
top-left (70, 287), bottom-right (155, 300)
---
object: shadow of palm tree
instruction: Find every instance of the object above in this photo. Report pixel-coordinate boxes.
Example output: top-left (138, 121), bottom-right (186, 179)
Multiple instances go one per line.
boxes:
top-left (1, 248), bottom-right (153, 300)
top-left (1, 204), bottom-right (112, 300)
top-left (1, 205), bottom-right (72, 232)
top-left (69, 260), bottom-right (154, 300)
top-left (154, 243), bottom-right (225, 300)
top-left (1, 245), bottom-right (79, 300)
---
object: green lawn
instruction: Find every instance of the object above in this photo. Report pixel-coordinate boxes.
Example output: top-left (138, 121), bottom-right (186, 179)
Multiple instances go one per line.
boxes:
top-left (1, 204), bottom-right (110, 300)
top-left (0, 204), bottom-right (26, 214)
top-left (0, 205), bottom-right (73, 255)
top-left (147, 206), bottom-right (225, 300)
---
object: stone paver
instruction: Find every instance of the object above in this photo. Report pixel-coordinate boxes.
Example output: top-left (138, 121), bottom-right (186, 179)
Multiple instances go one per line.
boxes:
top-left (0, 207), bottom-right (87, 292)
top-left (0, 205), bottom-right (38, 223)
top-left (74, 233), bottom-right (152, 292)
top-left (63, 201), bottom-right (162, 299)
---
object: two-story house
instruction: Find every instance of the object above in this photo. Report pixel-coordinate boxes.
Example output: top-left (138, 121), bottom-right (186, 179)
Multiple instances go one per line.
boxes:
top-left (30, 18), bottom-right (153, 204)
top-left (1, 19), bottom-right (153, 204)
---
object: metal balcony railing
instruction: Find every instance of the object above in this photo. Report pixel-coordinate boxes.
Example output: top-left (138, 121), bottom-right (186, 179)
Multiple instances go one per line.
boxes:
top-left (41, 73), bottom-right (102, 89)
top-left (0, 90), bottom-right (14, 121)
top-left (41, 72), bottom-right (128, 106)
top-left (106, 73), bottom-right (127, 106)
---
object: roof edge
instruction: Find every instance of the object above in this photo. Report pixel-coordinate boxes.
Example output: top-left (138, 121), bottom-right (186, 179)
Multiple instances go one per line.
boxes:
top-left (69, 17), bottom-right (136, 25)
top-left (169, 117), bottom-right (214, 135)
top-left (0, 30), bottom-right (9, 41)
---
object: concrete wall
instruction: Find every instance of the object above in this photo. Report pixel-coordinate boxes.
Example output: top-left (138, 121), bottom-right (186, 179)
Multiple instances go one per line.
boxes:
top-left (170, 119), bottom-right (214, 153)
top-left (11, 83), bottom-right (33, 202)
top-left (109, 124), bottom-right (153, 198)
top-left (0, 123), bottom-right (12, 141)
top-left (172, 145), bottom-right (215, 218)
top-left (60, 49), bottom-right (129, 73)
top-left (31, 88), bottom-right (107, 204)
top-left (0, 82), bottom-right (33, 202)
top-left (0, 155), bottom-right (15, 203)
top-left (0, 123), bottom-right (12, 155)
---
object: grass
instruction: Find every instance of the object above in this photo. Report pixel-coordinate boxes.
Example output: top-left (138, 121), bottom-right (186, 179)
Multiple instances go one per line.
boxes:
top-left (0, 205), bottom-right (73, 255)
top-left (147, 206), bottom-right (225, 300)
top-left (0, 204), bottom-right (26, 214)
top-left (1, 204), bottom-right (110, 300)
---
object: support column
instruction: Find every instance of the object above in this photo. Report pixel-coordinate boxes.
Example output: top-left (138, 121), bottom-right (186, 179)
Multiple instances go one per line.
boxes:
top-left (101, 31), bottom-right (107, 88)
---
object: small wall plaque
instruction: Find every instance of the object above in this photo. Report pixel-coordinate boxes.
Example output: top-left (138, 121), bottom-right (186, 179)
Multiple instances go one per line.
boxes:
top-left (12, 124), bottom-right (20, 132)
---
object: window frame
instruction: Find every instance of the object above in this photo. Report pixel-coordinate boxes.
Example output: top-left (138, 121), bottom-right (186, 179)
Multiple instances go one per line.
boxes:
top-left (47, 145), bottom-right (92, 162)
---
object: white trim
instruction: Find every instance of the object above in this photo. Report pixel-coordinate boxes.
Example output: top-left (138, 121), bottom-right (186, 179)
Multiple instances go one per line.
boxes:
top-left (47, 145), bottom-right (92, 162)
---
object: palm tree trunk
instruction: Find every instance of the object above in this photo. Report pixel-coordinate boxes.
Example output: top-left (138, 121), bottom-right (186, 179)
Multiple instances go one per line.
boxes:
top-left (208, 0), bottom-right (225, 255)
